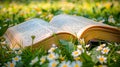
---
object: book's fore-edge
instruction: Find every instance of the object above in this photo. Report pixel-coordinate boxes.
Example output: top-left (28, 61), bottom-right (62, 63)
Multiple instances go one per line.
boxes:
top-left (77, 25), bottom-right (120, 43)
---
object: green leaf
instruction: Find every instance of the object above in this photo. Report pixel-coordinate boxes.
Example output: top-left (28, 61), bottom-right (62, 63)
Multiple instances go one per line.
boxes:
top-left (90, 47), bottom-right (100, 63)
top-left (41, 63), bottom-right (48, 67)
top-left (80, 53), bottom-right (94, 67)
top-left (16, 61), bottom-right (24, 67)
top-left (59, 39), bottom-right (74, 53)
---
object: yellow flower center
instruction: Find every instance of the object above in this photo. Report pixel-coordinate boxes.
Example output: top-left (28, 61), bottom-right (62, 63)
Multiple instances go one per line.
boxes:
top-left (103, 49), bottom-right (108, 53)
top-left (99, 57), bottom-right (104, 62)
top-left (41, 58), bottom-right (45, 63)
top-left (10, 63), bottom-right (15, 67)
top-left (52, 63), bottom-right (57, 67)
top-left (14, 57), bottom-right (19, 61)
top-left (63, 64), bottom-right (68, 67)
top-left (74, 51), bottom-right (79, 55)
top-left (74, 64), bottom-right (79, 67)
top-left (49, 54), bottom-right (54, 59)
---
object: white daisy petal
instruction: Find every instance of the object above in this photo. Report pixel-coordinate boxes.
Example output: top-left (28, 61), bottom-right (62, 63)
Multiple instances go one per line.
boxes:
top-left (30, 57), bottom-right (38, 65)
top-left (72, 50), bottom-right (81, 57)
top-left (48, 60), bottom-right (59, 67)
top-left (71, 61), bottom-right (82, 67)
top-left (40, 56), bottom-right (46, 65)
top-left (58, 61), bottom-right (71, 67)
top-left (97, 55), bottom-right (107, 64)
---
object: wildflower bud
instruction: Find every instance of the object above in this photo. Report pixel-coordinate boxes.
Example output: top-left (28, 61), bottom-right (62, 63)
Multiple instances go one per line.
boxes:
top-left (31, 35), bottom-right (35, 40)
top-left (79, 38), bottom-right (85, 45)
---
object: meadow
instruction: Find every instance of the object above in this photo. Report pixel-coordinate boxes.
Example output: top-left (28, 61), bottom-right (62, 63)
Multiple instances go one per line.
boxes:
top-left (0, 0), bottom-right (120, 67)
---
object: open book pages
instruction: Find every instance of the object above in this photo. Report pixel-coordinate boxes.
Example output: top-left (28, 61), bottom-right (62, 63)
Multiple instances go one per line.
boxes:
top-left (50, 14), bottom-right (120, 42)
top-left (4, 19), bottom-right (67, 48)
top-left (4, 14), bottom-right (120, 49)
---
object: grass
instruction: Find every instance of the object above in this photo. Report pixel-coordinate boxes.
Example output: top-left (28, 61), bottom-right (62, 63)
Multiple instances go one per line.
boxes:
top-left (0, 0), bottom-right (120, 67)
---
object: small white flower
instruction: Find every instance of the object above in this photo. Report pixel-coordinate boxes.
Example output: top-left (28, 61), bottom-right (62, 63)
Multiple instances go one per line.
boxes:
top-left (12, 56), bottom-right (21, 62)
top-left (96, 46), bottom-right (103, 51)
top-left (100, 44), bottom-right (106, 47)
top-left (86, 51), bottom-right (91, 55)
top-left (40, 56), bottom-right (46, 65)
top-left (101, 47), bottom-right (110, 54)
top-left (48, 44), bottom-right (58, 53)
top-left (0, 27), bottom-right (1, 29)
top-left (58, 61), bottom-right (71, 67)
top-left (97, 55), bottom-right (107, 64)
top-left (108, 15), bottom-right (115, 23)
top-left (15, 50), bottom-right (22, 55)
top-left (85, 44), bottom-right (90, 48)
top-left (30, 57), bottom-right (38, 65)
top-left (72, 50), bottom-right (81, 57)
top-left (47, 53), bottom-right (59, 61)
top-left (71, 61), bottom-right (82, 67)
top-left (79, 39), bottom-right (85, 45)
top-left (48, 60), bottom-right (59, 67)
top-left (52, 44), bottom-right (57, 47)
top-left (77, 45), bottom-right (84, 53)
top-left (48, 47), bottom-right (56, 53)
top-left (6, 61), bottom-right (16, 67)
top-left (96, 44), bottom-right (106, 51)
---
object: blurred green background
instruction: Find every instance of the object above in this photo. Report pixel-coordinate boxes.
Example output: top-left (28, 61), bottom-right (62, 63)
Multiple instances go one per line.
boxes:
top-left (0, 0), bottom-right (120, 36)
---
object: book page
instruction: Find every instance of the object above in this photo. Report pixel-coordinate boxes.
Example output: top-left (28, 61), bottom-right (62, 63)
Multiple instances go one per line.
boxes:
top-left (5, 18), bottom-right (59, 47)
top-left (50, 14), bottom-right (106, 36)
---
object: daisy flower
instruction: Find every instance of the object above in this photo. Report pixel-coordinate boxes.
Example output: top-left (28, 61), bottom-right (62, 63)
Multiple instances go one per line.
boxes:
top-left (96, 46), bottom-right (103, 51)
top-left (100, 44), bottom-right (106, 47)
top-left (71, 61), bottom-right (82, 67)
top-left (101, 47), bottom-right (110, 54)
top-left (12, 56), bottom-right (21, 62)
top-left (86, 51), bottom-right (91, 55)
top-left (48, 47), bottom-right (56, 53)
top-left (79, 38), bottom-right (85, 45)
top-left (108, 15), bottom-right (115, 23)
top-left (58, 61), bottom-right (71, 67)
top-left (15, 50), bottom-right (22, 55)
top-left (6, 61), bottom-right (16, 67)
top-left (85, 44), bottom-right (90, 48)
top-left (47, 53), bottom-right (59, 61)
top-left (97, 55), bottom-right (107, 64)
top-left (40, 56), bottom-right (46, 65)
top-left (77, 45), bottom-right (84, 53)
top-left (30, 57), bottom-right (38, 65)
top-left (48, 44), bottom-right (57, 53)
top-left (48, 60), bottom-right (59, 67)
top-left (72, 50), bottom-right (81, 57)
top-left (52, 44), bottom-right (57, 47)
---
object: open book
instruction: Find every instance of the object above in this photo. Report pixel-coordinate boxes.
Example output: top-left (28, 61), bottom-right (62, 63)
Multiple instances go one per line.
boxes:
top-left (4, 14), bottom-right (120, 49)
